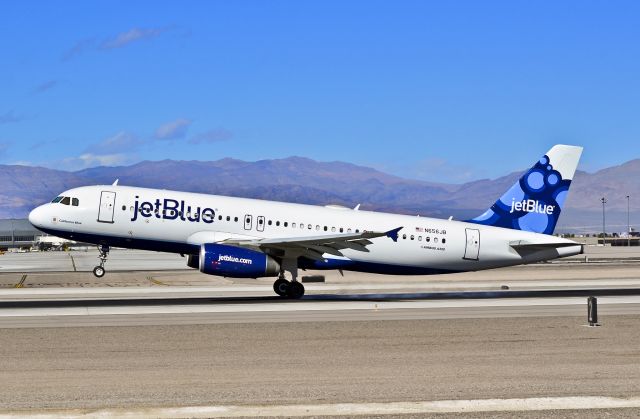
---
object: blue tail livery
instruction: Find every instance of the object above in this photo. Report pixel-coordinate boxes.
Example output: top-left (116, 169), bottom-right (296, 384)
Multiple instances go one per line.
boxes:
top-left (468, 144), bottom-right (583, 235)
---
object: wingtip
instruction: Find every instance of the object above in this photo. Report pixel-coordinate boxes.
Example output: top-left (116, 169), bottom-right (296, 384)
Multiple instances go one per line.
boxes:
top-left (386, 227), bottom-right (403, 242)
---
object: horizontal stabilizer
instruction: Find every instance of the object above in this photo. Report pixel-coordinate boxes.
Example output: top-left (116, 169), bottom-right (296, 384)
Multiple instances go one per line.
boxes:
top-left (509, 240), bottom-right (583, 250)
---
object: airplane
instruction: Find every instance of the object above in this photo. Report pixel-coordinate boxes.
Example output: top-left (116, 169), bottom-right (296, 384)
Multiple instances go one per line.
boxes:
top-left (28, 144), bottom-right (583, 299)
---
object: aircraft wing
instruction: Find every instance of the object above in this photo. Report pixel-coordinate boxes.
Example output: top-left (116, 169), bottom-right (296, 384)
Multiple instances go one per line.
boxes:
top-left (222, 227), bottom-right (403, 261)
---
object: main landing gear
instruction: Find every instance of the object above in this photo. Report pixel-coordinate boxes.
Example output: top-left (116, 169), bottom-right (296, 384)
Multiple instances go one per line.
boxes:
top-left (93, 245), bottom-right (110, 278)
top-left (273, 258), bottom-right (304, 299)
top-left (273, 276), bottom-right (305, 299)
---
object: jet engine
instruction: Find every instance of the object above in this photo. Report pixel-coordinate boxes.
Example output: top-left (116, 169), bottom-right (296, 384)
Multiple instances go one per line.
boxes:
top-left (187, 243), bottom-right (280, 278)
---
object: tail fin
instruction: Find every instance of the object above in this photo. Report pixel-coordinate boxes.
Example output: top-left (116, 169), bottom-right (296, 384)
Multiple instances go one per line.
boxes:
top-left (467, 144), bottom-right (583, 235)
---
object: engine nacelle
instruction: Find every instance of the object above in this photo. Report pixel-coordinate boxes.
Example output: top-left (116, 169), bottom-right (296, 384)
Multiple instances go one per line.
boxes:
top-left (191, 243), bottom-right (280, 278)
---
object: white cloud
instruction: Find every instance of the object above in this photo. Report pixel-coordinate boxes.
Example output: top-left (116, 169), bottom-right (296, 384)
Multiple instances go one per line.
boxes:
top-left (411, 157), bottom-right (480, 183)
top-left (0, 111), bottom-right (24, 124)
top-left (155, 118), bottom-right (191, 140)
top-left (189, 128), bottom-right (234, 144)
top-left (33, 80), bottom-right (58, 94)
top-left (101, 27), bottom-right (169, 50)
top-left (62, 38), bottom-right (96, 61)
top-left (60, 153), bottom-right (131, 170)
top-left (85, 131), bottom-right (141, 154)
top-left (62, 26), bottom-right (171, 61)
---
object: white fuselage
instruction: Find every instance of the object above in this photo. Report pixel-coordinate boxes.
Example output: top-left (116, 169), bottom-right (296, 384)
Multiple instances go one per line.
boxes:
top-left (28, 185), bottom-right (582, 275)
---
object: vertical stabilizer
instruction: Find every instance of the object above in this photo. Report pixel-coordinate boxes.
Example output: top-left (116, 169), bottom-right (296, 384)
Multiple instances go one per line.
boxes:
top-left (467, 144), bottom-right (583, 235)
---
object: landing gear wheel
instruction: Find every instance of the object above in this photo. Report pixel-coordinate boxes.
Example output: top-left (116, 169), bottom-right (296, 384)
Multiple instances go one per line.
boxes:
top-left (93, 266), bottom-right (105, 278)
top-left (273, 278), bottom-right (289, 297)
top-left (287, 281), bottom-right (305, 299)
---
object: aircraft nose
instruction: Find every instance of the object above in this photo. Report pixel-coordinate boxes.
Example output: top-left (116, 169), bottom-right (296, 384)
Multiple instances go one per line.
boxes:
top-left (28, 205), bottom-right (47, 227)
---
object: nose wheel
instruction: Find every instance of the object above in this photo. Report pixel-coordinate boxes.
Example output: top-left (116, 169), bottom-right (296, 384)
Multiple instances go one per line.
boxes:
top-left (93, 265), bottom-right (105, 278)
top-left (93, 245), bottom-right (110, 278)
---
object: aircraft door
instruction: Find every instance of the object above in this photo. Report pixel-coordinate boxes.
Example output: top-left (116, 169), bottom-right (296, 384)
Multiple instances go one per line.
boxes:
top-left (256, 216), bottom-right (265, 232)
top-left (463, 228), bottom-right (480, 260)
top-left (97, 191), bottom-right (116, 223)
top-left (244, 214), bottom-right (253, 230)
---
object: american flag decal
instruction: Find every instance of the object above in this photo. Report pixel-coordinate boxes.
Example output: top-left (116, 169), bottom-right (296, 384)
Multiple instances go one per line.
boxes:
top-left (415, 227), bottom-right (424, 233)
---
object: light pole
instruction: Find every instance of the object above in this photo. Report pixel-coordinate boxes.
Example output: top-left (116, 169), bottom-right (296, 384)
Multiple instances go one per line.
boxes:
top-left (627, 195), bottom-right (631, 247)
top-left (601, 197), bottom-right (607, 246)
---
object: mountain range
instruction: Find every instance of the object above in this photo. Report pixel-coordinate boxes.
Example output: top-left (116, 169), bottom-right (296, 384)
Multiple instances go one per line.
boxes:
top-left (1, 157), bottom-right (638, 233)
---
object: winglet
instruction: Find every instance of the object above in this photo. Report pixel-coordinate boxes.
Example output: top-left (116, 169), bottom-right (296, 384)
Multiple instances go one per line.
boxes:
top-left (385, 227), bottom-right (403, 242)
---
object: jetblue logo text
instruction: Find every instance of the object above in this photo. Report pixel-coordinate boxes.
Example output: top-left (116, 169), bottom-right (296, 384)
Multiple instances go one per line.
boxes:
top-left (510, 198), bottom-right (555, 215)
top-left (218, 254), bottom-right (253, 265)
top-left (131, 197), bottom-right (215, 223)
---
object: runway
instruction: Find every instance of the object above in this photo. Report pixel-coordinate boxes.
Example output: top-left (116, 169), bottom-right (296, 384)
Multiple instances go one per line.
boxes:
top-left (1, 286), bottom-right (640, 328)
top-left (2, 250), bottom-right (640, 416)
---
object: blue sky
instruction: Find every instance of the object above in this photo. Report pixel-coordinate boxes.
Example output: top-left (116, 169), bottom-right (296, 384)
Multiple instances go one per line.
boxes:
top-left (1, 1), bottom-right (639, 182)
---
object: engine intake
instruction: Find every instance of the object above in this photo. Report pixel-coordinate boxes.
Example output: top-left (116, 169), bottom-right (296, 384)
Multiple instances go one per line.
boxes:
top-left (189, 243), bottom-right (280, 278)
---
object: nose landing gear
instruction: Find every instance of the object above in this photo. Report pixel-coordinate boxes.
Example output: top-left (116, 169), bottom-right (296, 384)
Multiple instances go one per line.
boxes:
top-left (92, 245), bottom-right (110, 278)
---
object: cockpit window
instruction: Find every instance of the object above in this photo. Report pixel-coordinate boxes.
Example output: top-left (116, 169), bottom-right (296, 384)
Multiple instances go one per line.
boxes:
top-left (72, 198), bottom-right (79, 206)
top-left (60, 196), bottom-right (71, 205)
top-left (51, 196), bottom-right (63, 203)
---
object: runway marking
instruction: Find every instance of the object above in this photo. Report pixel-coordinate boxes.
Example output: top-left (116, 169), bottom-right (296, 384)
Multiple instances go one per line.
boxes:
top-left (68, 254), bottom-right (77, 272)
top-left (13, 275), bottom-right (27, 289)
top-left (2, 396), bottom-right (640, 418)
top-left (0, 296), bottom-right (639, 318)
top-left (146, 276), bottom-right (168, 286)
top-left (2, 279), bottom-right (640, 296)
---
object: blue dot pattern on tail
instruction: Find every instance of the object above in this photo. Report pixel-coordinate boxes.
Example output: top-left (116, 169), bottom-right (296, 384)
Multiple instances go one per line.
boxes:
top-left (468, 154), bottom-right (571, 235)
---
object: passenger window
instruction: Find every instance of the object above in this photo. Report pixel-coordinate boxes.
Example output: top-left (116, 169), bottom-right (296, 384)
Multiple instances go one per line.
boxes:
top-left (340, 228), bottom-right (344, 233)
top-left (276, 221), bottom-right (280, 226)
top-left (347, 228), bottom-right (352, 233)
top-left (324, 226), bottom-right (328, 231)
top-left (218, 215), bottom-right (222, 220)
top-left (410, 235), bottom-right (414, 240)
top-left (315, 225), bottom-right (320, 231)
top-left (356, 229), bottom-right (360, 233)
top-left (418, 236), bottom-right (422, 241)
top-left (331, 227), bottom-right (336, 232)
top-left (234, 217), bottom-right (238, 222)
top-left (268, 220), bottom-right (272, 225)
top-left (426, 237), bottom-right (430, 242)
top-left (402, 234), bottom-right (407, 240)
top-left (60, 197), bottom-right (70, 205)
top-left (434, 237), bottom-right (439, 243)
top-left (442, 238), bottom-right (446, 244)
top-left (307, 224), bottom-right (312, 230)
top-left (292, 223), bottom-right (296, 228)
top-left (226, 216), bottom-right (231, 221)
top-left (284, 222), bottom-right (288, 227)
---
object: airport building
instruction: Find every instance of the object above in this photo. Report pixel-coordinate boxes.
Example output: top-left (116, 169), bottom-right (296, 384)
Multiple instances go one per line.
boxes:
top-left (0, 219), bottom-right (45, 250)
